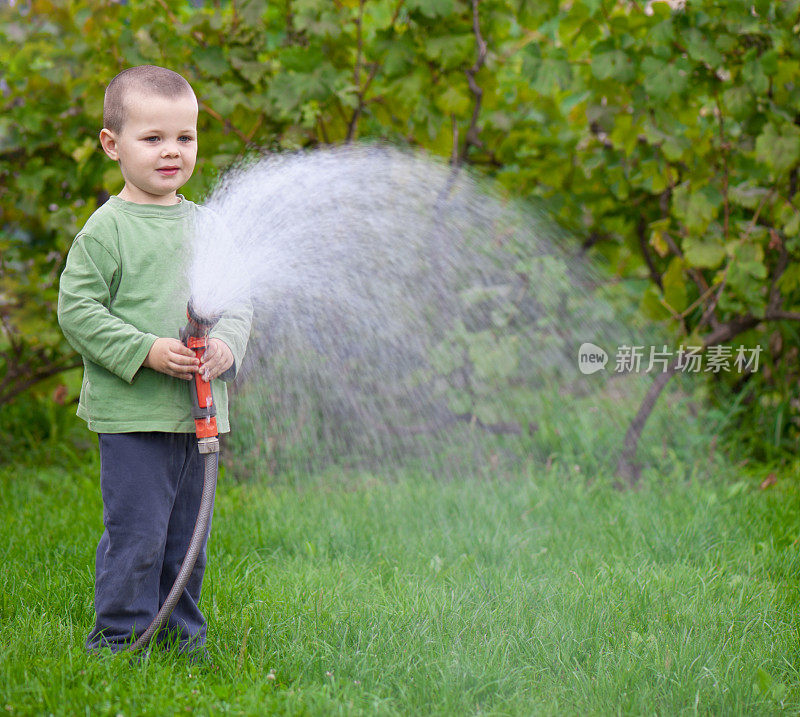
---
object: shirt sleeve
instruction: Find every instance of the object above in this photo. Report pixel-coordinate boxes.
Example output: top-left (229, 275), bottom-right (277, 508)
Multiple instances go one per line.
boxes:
top-left (57, 233), bottom-right (158, 384)
top-left (209, 297), bottom-right (253, 382)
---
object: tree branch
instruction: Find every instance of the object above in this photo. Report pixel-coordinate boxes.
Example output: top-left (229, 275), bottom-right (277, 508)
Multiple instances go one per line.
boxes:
top-left (458, 0), bottom-right (488, 165)
top-left (346, 0), bottom-right (405, 142)
top-left (618, 297), bottom-right (800, 485)
top-left (764, 309), bottom-right (800, 321)
top-left (714, 92), bottom-right (730, 241)
top-left (0, 357), bottom-right (83, 406)
top-left (661, 229), bottom-right (720, 330)
top-left (636, 213), bottom-right (662, 290)
top-left (199, 101), bottom-right (250, 144)
top-left (766, 229), bottom-right (789, 316)
top-left (617, 310), bottom-right (761, 485)
top-left (450, 114), bottom-right (459, 166)
top-left (345, 0), bottom-right (366, 143)
top-left (701, 314), bottom-right (761, 346)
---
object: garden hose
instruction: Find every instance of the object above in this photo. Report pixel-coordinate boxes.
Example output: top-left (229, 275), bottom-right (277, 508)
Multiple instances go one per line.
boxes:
top-left (128, 301), bottom-right (221, 653)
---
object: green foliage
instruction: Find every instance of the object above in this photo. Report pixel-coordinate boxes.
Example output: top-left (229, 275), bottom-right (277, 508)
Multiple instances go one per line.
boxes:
top-left (3, 0), bottom-right (800, 456)
top-left (490, 0), bottom-right (800, 455)
top-left (0, 388), bottom-right (91, 467)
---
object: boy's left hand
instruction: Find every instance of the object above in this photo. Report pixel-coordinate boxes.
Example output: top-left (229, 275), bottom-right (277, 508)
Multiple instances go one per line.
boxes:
top-left (200, 338), bottom-right (234, 382)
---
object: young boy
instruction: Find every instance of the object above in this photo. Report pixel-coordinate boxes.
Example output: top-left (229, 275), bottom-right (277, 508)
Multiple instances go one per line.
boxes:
top-left (57, 65), bottom-right (251, 656)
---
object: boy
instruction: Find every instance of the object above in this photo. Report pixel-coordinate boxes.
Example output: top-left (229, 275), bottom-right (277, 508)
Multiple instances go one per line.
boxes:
top-left (57, 65), bottom-right (251, 656)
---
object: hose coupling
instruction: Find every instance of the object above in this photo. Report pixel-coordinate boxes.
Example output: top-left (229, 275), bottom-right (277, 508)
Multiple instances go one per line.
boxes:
top-left (185, 300), bottom-right (221, 339)
top-left (198, 436), bottom-right (220, 454)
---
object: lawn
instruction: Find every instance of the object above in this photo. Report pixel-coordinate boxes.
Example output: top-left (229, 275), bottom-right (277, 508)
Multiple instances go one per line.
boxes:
top-left (1, 447), bottom-right (799, 715)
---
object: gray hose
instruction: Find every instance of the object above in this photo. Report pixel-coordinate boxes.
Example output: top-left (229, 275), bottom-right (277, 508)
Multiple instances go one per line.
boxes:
top-left (128, 449), bottom-right (218, 653)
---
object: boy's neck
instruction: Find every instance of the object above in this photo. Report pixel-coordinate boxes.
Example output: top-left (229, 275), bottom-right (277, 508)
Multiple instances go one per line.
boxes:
top-left (118, 185), bottom-right (182, 206)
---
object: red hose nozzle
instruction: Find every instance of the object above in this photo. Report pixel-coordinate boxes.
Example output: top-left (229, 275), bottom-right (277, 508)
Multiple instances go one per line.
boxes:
top-left (182, 300), bottom-right (220, 441)
top-left (184, 300), bottom-right (221, 339)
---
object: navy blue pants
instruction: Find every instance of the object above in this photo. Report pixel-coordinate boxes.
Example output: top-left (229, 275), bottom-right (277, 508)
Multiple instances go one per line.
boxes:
top-left (86, 432), bottom-right (217, 653)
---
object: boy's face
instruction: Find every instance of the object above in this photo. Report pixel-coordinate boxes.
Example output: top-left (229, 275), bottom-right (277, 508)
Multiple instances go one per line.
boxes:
top-left (100, 92), bottom-right (198, 205)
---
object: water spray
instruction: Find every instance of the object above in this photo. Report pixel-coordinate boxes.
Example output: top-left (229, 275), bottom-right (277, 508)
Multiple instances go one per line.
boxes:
top-left (185, 146), bottom-right (689, 482)
top-left (127, 300), bottom-right (221, 654)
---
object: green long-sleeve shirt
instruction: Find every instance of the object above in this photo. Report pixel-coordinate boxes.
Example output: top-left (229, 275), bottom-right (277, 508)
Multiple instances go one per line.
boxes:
top-left (57, 195), bottom-right (251, 433)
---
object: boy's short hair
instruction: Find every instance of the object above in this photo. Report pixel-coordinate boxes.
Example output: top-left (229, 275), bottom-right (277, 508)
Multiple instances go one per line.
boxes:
top-left (103, 65), bottom-right (195, 134)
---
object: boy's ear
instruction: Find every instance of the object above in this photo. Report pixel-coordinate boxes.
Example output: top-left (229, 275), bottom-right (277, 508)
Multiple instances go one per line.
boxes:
top-left (99, 128), bottom-right (120, 161)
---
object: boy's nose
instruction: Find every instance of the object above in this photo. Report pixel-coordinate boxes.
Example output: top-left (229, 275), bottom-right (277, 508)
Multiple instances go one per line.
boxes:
top-left (161, 145), bottom-right (180, 158)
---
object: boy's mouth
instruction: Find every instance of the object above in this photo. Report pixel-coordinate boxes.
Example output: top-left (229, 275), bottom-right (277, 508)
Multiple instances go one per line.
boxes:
top-left (157, 167), bottom-right (180, 176)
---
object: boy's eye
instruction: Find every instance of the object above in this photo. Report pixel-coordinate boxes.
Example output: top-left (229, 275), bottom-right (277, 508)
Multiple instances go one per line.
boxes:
top-left (144, 136), bottom-right (159, 142)
top-left (179, 136), bottom-right (194, 142)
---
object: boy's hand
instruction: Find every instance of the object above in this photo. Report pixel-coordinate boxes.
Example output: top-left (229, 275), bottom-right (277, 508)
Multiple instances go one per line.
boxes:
top-left (200, 338), bottom-right (234, 382)
top-left (143, 338), bottom-right (199, 380)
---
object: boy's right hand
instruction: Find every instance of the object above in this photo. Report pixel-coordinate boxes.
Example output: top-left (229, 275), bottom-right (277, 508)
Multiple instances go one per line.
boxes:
top-left (143, 338), bottom-right (200, 380)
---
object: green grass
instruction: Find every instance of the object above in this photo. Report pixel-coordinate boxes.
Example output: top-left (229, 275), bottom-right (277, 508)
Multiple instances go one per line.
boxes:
top-left (2, 447), bottom-right (800, 715)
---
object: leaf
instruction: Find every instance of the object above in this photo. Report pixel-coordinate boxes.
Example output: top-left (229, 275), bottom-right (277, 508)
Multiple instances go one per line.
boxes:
top-left (239, 0), bottom-right (268, 25)
top-left (267, 66), bottom-right (338, 114)
top-left (672, 183), bottom-right (722, 234)
top-left (294, 1), bottom-right (344, 37)
top-left (382, 38), bottom-right (415, 76)
top-left (684, 28), bottom-right (723, 67)
top-left (729, 242), bottom-right (767, 279)
top-left (759, 473), bottom-right (777, 489)
top-left (649, 219), bottom-right (670, 257)
top-left (446, 388), bottom-right (472, 414)
top-left (641, 56), bottom-right (689, 100)
top-left (742, 54), bottom-right (769, 94)
top-left (558, 3), bottom-right (593, 45)
top-left (729, 182), bottom-right (770, 210)
top-left (532, 57), bottom-right (572, 95)
top-left (640, 284), bottom-right (671, 320)
top-left (473, 401), bottom-right (505, 425)
top-left (777, 203), bottom-right (800, 237)
top-left (683, 235), bottom-right (726, 269)
top-left (714, 33), bottom-right (737, 53)
top-left (755, 122), bottom-right (800, 175)
top-left (609, 113), bottom-right (638, 156)
top-left (755, 667), bottom-right (773, 695)
top-left (661, 135), bottom-right (688, 162)
top-left (777, 263), bottom-right (800, 293)
top-left (70, 137), bottom-right (96, 165)
top-left (648, 17), bottom-right (674, 44)
top-left (429, 339), bottom-right (462, 375)
top-left (591, 50), bottom-right (635, 82)
top-left (648, 1), bottom-right (673, 20)
top-left (195, 47), bottom-right (228, 78)
top-left (727, 242), bottom-right (767, 310)
top-left (230, 50), bottom-right (268, 85)
top-left (468, 333), bottom-right (519, 382)
top-left (662, 257), bottom-right (687, 313)
top-left (635, 158), bottom-right (668, 194)
top-left (406, 0), bottom-right (455, 18)
top-left (424, 34), bottom-right (473, 67)
top-left (722, 85), bottom-right (753, 119)
top-left (759, 49), bottom-right (779, 76)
